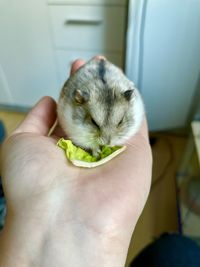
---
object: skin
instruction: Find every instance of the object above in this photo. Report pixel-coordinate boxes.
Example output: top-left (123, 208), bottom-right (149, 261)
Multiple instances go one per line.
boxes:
top-left (0, 58), bottom-right (152, 267)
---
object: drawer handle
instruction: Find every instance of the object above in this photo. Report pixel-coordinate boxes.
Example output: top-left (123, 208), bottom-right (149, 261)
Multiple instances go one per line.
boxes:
top-left (65, 18), bottom-right (102, 26)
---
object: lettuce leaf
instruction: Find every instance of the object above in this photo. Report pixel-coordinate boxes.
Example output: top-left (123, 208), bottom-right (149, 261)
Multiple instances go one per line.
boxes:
top-left (57, 138), bottom-right (122, 163)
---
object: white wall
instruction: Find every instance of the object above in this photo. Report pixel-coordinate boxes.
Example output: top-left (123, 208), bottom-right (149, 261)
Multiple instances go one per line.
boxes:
top-left (0, 0), bottom-right (58, 107)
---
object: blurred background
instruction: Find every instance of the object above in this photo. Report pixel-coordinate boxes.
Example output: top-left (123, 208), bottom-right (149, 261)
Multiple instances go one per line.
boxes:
top-left (0, 0), bottom-right (200, 266)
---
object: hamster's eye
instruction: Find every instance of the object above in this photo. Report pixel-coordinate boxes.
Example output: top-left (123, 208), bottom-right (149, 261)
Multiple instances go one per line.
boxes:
top-left (91, 118), bottom-right (100, 129)
top-left (118, 117), bottom-right (124, 127)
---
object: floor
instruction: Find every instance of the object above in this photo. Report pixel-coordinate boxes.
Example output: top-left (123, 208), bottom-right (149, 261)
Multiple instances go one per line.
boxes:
top-left (0, 110), bottom-right (26, 135)
top-left (126, 133), bottom-right (187, 266)
top-left (177, 122), bottom-right (200, 246)
top-left (0, 109), bottom-right (187, 266)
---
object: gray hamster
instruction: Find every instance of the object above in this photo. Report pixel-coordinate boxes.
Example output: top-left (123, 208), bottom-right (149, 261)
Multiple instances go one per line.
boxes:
top-left (57, 57), bottom-right (144, 156)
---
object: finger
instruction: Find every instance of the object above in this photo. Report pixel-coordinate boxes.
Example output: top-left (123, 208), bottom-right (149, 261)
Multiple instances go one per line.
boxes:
top-left (51, 59), bottom-right (86, 138)
top-left (138, 117), bottom-right (150, 141)
top-left (13, 96), bottom-right (57, 136)
top-left (70, 59), bottom-right (85, 76)
top-left (125, 117), bottom-right (150, 146)
top-left (93, 55), bottom-right (106, 60)
top-left (70, 55), bottom-right (106, 76)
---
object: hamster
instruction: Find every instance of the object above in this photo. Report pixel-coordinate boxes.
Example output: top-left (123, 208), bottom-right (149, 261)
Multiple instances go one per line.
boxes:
top-left (57, 57), bottom-right (144, 156)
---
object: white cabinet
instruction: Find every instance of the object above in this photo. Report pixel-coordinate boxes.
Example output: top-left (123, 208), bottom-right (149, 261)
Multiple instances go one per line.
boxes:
top-left (47, 0), bottom-right (127, 88)
top-left (0, 0), bottom-right (127, 108)
top-left (49, 5), bottom-right (125, 51)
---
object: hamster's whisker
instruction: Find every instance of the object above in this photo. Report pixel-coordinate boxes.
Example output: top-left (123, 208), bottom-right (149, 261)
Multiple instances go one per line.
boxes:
top-left (67, 136), bottom-right (73, 139)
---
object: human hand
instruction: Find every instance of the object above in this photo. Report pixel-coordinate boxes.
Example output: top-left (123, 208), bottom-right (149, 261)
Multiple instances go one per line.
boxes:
top-left (0, 58), bottom-right (152, 267)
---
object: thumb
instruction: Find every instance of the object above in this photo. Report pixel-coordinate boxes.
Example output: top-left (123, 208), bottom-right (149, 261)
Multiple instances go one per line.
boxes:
top-left (13, 96), bottom-right (57, 136)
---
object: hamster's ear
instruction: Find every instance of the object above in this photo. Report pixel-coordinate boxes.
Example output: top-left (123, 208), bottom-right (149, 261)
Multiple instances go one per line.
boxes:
top-left (123, 89), bottom-right (134, 101)
top-left (74, 89), bottom-right (89, 104)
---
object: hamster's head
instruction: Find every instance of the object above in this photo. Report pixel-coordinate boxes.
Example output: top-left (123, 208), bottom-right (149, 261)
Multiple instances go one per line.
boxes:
top-left (58, 58), bottom-right (144, 155)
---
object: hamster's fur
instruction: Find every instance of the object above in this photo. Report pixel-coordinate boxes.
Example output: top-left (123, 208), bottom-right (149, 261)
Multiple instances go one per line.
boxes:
top-left (57, 58), bottom-right (144, 156)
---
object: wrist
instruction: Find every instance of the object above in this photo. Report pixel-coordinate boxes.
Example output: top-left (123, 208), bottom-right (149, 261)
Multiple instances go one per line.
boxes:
top-left (0, 211), bottom-right (48, 267)
top-left (0, 210), bottom-right (130, 267)
top-left (44, 220), bottom-right (129, 267)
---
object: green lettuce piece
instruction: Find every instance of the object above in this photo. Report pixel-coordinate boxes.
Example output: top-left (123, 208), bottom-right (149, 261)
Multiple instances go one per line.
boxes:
top-left (57, 138), bottom-right (122, 163)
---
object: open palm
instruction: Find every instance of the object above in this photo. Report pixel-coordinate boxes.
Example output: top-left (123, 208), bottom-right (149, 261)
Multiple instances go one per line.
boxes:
top-left (0, 59), bottom-right (152, 267)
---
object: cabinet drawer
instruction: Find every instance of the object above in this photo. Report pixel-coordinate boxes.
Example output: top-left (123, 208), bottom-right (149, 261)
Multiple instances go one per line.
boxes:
top-left (55, 50), bottom-right (123, 88)
top-left (48, 5), bottom-right (126, 52)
